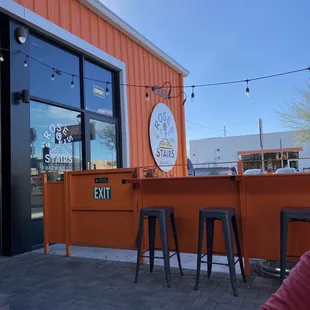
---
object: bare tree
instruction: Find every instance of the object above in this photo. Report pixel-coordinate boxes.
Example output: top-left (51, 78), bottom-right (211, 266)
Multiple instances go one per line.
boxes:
top-left (95, 123), bottom-right (116, 165)
top-left (277, 83), bottom-right (310, 142)
top-left (96, 123), bottom-right (116, 151)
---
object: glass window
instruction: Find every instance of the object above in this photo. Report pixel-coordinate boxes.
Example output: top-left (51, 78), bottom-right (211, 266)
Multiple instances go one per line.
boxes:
top-left (89, 119), bottom-right (117, 169)
top-left (84, 60), bottom-right (114, 116)
top-left (30, 101), bottom-right (83, 219)
top-left (288, 151), bottom-right (299, 159)
top-left (29, 34), bottom-right (80, 108)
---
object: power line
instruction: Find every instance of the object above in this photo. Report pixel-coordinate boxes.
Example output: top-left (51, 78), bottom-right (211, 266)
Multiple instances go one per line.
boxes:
top-left (186, 120), bottom-right (225, 135)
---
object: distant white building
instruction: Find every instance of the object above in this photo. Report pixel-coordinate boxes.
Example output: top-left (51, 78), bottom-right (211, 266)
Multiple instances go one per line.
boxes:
top-left (189, 131), bottom-right (310, 173)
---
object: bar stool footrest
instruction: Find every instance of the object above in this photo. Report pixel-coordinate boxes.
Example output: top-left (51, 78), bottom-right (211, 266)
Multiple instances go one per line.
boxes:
top-left (201, 258), bottom-right (240, 266)
top-left (141, 248), bottom-right (178, 260)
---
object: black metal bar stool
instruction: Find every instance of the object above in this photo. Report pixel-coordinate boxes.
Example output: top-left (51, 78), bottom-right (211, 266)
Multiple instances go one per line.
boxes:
top-left (134, 206), bottom-right (183, 287)
top-left (280, 207), bottom-right (310, 282)
top-left (194, 207), bottom-right (246, 296)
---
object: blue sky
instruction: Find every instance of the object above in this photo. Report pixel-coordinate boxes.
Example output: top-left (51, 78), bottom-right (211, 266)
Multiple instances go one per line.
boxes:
top-left (100, 0), bottom-right (310, 142)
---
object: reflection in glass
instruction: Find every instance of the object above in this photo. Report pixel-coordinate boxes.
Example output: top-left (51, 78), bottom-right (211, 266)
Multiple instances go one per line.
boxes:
top-left (242, 151), bottom-right (301, 172)
top-left (84, 60), bottom-right (114, 116)
top-left (89, 119), bottom-right (117, 169)
top-left (30, 101), bottom-right (82, 219)
top-left (29, 34), bottom-right (80, 108)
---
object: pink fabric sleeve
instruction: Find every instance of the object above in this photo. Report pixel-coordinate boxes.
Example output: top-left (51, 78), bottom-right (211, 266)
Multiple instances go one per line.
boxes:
top-left (261, 251), bottom-right (310, 310)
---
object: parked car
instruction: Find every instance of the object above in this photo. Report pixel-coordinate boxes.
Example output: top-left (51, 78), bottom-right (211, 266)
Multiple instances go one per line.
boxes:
top-left (187, 158), bottom-right (195, 176)
top-left (275, 167), bottom-right (297, 174)
top-left (194, 166), bottom-right (237, 176)
top-left (243, 169), bottom-right (264, 175)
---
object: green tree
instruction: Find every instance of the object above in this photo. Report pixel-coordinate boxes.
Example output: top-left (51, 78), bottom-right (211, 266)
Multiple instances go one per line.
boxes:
top-left (277, 83), bottom-right (310, 142)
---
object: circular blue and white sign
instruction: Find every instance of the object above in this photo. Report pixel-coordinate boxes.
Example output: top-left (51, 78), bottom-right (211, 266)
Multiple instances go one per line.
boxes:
top-left (149, 103), bottom-right (178, 172)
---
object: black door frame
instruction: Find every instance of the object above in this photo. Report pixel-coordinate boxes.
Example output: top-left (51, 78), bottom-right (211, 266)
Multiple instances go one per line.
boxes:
top-left (85, 112), bottom-right (120, 170)
top-left (0, 13), bottom-right (10, 255)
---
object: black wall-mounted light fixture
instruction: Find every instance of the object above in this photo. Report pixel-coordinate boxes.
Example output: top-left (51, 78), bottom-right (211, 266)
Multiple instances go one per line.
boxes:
top-left (169, 91), bottom-right (187, 105)
top-left (15, 26), bottom-right (27, 44)
top-left (152, 81), bottom-right (172, 99)
top-left (15, 89), bottom-right (30, 103)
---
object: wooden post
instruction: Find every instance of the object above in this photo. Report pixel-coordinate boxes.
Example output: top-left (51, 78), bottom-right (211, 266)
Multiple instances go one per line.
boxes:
top-left (238, 176), bottom-right (251, 276)
top-left (64, 171), bottom-right (71, 257)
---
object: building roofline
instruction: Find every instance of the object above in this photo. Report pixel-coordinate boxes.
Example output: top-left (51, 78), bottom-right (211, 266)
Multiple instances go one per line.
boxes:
top-left (189, 130), bottom-right (302, 143)
top-left (80, 0), bottom-right (189, 77)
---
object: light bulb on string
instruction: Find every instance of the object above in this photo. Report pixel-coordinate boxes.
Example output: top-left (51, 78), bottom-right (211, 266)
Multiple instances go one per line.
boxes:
top-left (24, 56), bottom-right (28, 68)
top-left (245, 80), bottom-right (250, 97)
top-left (145, 86), bottom-right (150, 102)
top-left (191, 86), bottom-right (195, 102)
top-left (71, 75), bottom-right (75, 88)
top-left (51, 68), bottom-right (55, 81)
top-left (105, 82), bottom-right (110, 96)
top-left (0, 53), bottom-right (4, 62)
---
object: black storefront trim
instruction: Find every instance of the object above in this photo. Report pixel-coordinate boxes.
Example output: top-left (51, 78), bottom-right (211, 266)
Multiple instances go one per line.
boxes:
top-left (0, 16), bottom-right (123, 256)
top-left (0, 14), bottom-right (11, 256)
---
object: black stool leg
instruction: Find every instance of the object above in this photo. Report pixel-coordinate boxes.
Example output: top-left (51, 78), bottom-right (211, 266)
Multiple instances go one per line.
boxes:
top-left (222, 215), bottom-right (238, 296)
top-left (148, 216), bottom-right (156, 273)
top-left (170, 213), bottom-right (183, 276)
top-left (231, 215), bottom-right (247, 282)
top-left (280, 212), bottom-right (289, 282)
top-left (206, 218), bottom-right (214, 278)
top-left (134, 212), bottom-right (145, 283)
top-left (195, 212), bottom-right (204, 290)
top-left (159, 211), bottom-right (171, 287)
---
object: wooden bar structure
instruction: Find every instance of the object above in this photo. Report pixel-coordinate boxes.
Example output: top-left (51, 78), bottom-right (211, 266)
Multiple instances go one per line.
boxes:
top-left (43, 169), bottom-right (139, 256)
top-left (43, 170), bottom-right (310, 276)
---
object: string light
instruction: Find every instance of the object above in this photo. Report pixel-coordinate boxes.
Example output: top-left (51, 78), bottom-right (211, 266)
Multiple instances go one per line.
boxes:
top-left (105, 82), bottom-right (110, 96)
top-left (145, 86), bottom-right (150, 102)
top-left (1, 48), bottom-right (309, 101)
top-left (191, 86), bottom-right (195, 102)
top-left (51, 68), bottom-right (55, 81)
top-left (0, 48), bottom-right (306, 90)
top-left (70, 74), bottom-right (75, 88)
top-left (245, 80), bottom-right (250, 97)
top-left (24, 56), bottom-right (28, 67)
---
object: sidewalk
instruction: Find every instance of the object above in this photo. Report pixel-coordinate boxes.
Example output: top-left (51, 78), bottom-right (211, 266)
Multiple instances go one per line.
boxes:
top-left (0, 252), bottom-right (280, 310)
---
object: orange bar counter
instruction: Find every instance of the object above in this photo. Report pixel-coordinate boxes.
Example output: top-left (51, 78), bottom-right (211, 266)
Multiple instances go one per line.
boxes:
top-left (125, 173), bottom-right (310, 274)
top-left (43, 170), bottom-right (310, 275)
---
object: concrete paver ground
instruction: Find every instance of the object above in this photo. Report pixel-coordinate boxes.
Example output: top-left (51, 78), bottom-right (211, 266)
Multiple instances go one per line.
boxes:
top-left (0, 252), bottom-right (280, 310)
top-left (34, 245), bottom-right (242, 274)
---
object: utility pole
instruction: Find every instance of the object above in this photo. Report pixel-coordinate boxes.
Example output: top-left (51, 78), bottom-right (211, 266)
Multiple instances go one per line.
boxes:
top-left (224, 126), bottom-right (227, 137)
top-left (280, 139), bottom-right (284, 168)
top-left (259, 118), bottom-right (265, 172)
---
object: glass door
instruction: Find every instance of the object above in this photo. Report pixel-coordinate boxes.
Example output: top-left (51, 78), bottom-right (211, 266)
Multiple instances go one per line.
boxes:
top-left (85, 115), bottom-right (119, 170)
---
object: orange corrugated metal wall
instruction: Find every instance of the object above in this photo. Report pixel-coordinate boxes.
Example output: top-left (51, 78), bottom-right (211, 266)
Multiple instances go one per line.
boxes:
top-left (14, 0), bottom-right (187, 176)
